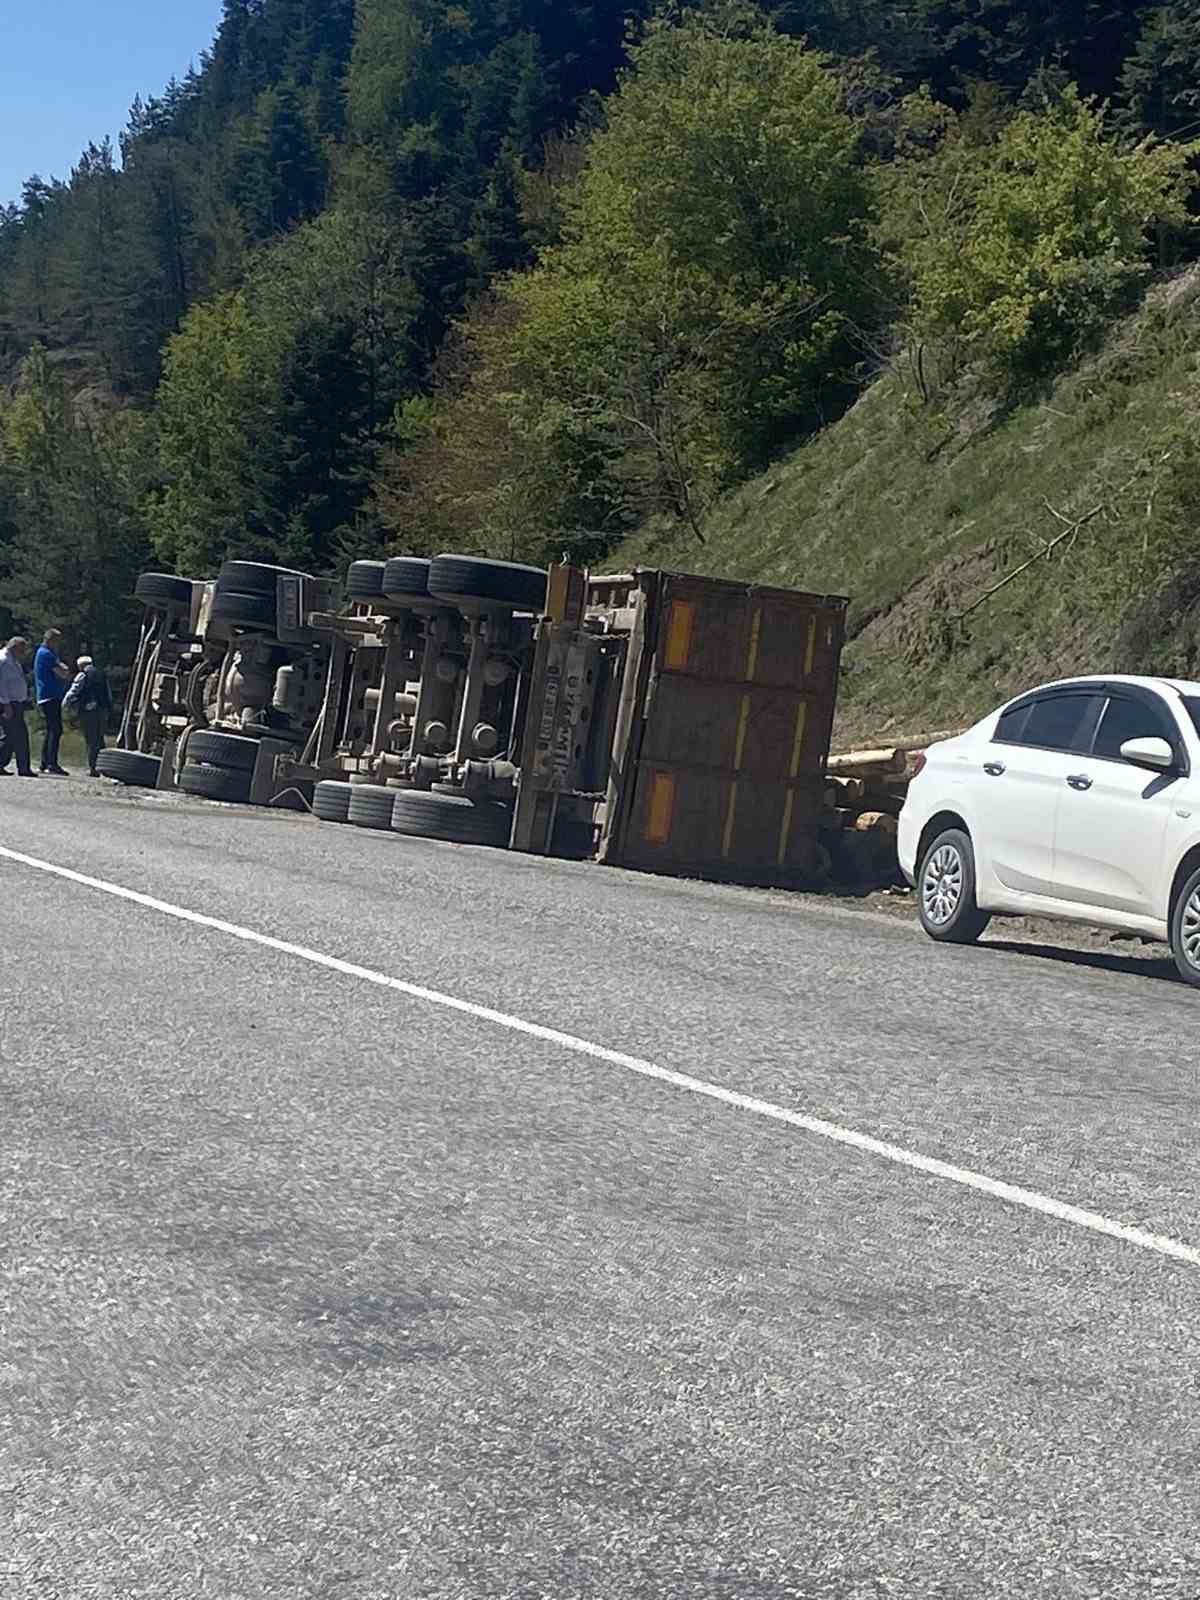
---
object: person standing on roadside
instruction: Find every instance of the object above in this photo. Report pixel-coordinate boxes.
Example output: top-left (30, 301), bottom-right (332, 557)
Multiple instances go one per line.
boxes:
top-left (0, 637), bottom-right (35, 777)
top-left (63, 655), bottom-right (112, 777)
top-left (34, 628), bottom-right (71, 776)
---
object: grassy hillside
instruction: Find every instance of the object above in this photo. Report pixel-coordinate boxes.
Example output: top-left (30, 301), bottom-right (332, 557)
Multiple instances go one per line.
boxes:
top-left (613, 269), bottom-right (1200, 745)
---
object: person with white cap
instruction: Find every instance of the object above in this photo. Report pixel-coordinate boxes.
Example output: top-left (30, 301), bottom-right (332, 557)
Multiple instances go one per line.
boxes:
top-left (62, 654), bottom-right (113, 777)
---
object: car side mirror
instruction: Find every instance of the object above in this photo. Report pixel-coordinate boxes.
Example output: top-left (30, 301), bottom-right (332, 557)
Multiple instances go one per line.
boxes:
top-left (1120, 736), bottom-right (1176, 772)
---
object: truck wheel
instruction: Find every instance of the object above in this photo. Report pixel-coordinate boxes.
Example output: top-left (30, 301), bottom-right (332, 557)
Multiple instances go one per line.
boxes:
top-left (186, 730), bottom-right (261, 772)
top-left (178, 762), bottom-right (253, 804)
top-left (313, 781), bottom-right (355, 823)
top-left (347, 783), bottom-right (397, 830)
top-left (96, 749), bottom-right (162, 788)
top-left (391, 788), bottom-right (512, 847)
top-left (217, 560), bottom-right (308, 595)
top-left (427, 555), bottom-right (547, 614)
top-left (382, 557), bottom-right (432, 600)
top-left (134, 572), bottom-right (194, 609)
top-left (347, 561), bottom-right (388, 601)
top-left (917, 827), bottom-right (991, 944)
top-left (210, 589), bottom-right (277, 629)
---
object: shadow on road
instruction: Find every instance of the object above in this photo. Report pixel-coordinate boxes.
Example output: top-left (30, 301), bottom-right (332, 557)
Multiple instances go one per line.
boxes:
top-left (980, 937), bottom-right (1179, 984)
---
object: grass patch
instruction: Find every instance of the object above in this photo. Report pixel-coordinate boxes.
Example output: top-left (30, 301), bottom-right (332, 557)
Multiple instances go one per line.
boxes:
top-left (25, 711), bottom-right (109, 774)
top-left (611, 270), bottom-right (1200, 741)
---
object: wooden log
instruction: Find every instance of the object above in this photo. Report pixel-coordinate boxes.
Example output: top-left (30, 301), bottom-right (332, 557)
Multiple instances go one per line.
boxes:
top-left (832, 748), bottom-right (908, 774)
top-left (892, 728), bottom-right (967, 753)
top-left (854, 810), bottom-right (899, 837)
top-left (825, 747), bottom-right (907, 777)
top-left (826, 775), bottom-right (867, 803)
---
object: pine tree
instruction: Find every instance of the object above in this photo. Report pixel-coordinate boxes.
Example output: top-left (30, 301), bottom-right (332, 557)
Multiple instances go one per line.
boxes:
top-left (1120, 2), bottom-right (1200, 138)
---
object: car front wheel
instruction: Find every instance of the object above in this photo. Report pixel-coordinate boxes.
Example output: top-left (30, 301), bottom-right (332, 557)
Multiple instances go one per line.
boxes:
top-left (1170, 866), bottom-right (1200, 988)
top-left (917, 827), bottom-right (991, 945)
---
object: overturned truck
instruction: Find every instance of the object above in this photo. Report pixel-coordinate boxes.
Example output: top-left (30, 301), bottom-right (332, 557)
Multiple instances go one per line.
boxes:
top-left (286, 555), bottom-right (849, 889)
top-left (106, 551), bottom-right (848, 888)
top-left (99, 561), bottom-right (337, 804)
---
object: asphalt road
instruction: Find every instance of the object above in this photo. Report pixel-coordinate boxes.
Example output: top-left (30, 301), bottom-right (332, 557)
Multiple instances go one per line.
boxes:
top-left (3, 777), bottom-right (1200, 1600)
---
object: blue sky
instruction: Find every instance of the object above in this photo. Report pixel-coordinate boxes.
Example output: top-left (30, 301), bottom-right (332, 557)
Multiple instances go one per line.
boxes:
top-left (1, 0), bottom-right (225, 209)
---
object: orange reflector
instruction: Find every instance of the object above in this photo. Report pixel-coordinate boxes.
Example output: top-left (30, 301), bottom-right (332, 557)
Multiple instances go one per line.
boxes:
top-left (663, 602), bottom-right (695, 672)
top-left (644, 772), bottom-right (676, 845)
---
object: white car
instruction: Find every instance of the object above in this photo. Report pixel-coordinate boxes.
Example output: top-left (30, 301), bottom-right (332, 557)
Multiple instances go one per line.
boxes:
top-left (898, 675), bottom-right (1200, 985)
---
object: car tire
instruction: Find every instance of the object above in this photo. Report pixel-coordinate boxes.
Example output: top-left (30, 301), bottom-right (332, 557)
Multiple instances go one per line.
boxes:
top-left (186, 730), bottom-right (261, 773)
top-left (1170, 865), bottom-right (1200, 988)
top-left (134, 572), bottom-right (194, 609)
top-left (427, 555), bottom-right (547, 614)
top-left (178, 762), bottom-right (253, 804)
top-left (96, 749), bottom-right (162, 788)
top-left (347, 783), bottom-right (397, 830)
top-left (917, 827), bottom-right (991, 944)
top-left (313, 780), bottom-right (355, 823)
top-left (210, 589), bottom-right (277, 630)
top-left (382, 557), bottom-right (432, 601)
top-left (347, 560), bottom-right (388, 602)
top-left (391, 788), bottom-right (512, 847)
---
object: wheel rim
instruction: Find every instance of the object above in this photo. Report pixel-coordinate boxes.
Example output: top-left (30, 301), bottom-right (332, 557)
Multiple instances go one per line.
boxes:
top-left (1181, 888), bottom-right (1200, 970)
top-left (922, 843), bottom-right (963, 927)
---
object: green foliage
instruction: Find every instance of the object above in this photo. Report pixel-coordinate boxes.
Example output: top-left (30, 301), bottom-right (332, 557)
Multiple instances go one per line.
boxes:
top-left (876, 87), bottom-right (1196, 396)
top-left (913, 0), bottom-right (1148, 104)
top-left (1120, 2), bottom-right (1200, 138)
top-left (607, 264), bottom-right (1200, 732)
top-left (148, 206), bottom-right (421, 575)
top-left (3, 0), bottom-right (1200, 691)
top-left (0, 349), bottom-right (152, 661)
top-left (147, 292), bottom-right (270, 574)
top-left (380, 7), bottom-right (876, 561)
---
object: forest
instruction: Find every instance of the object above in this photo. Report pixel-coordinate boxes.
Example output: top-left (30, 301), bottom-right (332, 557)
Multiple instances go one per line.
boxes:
top-left (1, 0), bottom-right (1198, 662)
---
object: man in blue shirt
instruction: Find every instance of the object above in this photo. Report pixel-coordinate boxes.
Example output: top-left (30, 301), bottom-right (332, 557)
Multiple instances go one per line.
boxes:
top-left (34, 628), bottom-right (70, 776)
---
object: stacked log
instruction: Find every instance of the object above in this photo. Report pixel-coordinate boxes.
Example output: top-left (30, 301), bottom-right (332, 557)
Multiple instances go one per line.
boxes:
top-left (819, 732), bottom-right (965, 890)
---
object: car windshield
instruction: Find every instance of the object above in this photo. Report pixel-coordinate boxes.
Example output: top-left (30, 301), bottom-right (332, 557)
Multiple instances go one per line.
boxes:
top-left (1182, 698), bottom-right (1200, 742)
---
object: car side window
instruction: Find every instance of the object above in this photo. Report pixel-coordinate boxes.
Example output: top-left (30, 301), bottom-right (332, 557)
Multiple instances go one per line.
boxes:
top-left (993, 702), bottom-right (1031, 744)
top-left (1091, 695), bottom-right (1176, 762)
top-left (1020, 693), bottom-right (1103, 753)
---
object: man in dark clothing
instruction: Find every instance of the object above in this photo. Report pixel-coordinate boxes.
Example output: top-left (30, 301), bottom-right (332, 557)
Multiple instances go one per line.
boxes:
top-left (0, 636), bottom-right (35, 777)
top-left (34, 628), bottom-right (70, 775)
top-left (63, 655), bottom-right (113, 776)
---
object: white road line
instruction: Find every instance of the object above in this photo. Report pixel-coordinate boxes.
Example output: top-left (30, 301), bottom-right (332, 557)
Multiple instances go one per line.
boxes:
top-left (3, 840), bottom-right (1199, 1270)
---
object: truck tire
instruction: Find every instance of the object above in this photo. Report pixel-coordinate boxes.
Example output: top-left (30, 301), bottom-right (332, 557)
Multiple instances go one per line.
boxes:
top-left (390, 788), bottom-right (512, 847)
top-left (210, 589), bottom-right (277, 630)
top-left (428, 555), bottom-right (547, 614)
top-left (186, 730), bottom-right (261, 773)
top-left (217, 560), bottom-right (307, 596)
top-left (96, 749), bottom-right (162, 788)
top-left (382, 557), bottom-right (432, 600)
top-left (178, 762), bottom-right (253, 804)
top-left (313, 780), bottom-right (355, 823)
top-left (347, 560), bottom-right (388, 601)
top-left (347, 783), bottom-right (397, 830)
top-left (134, 572), bottom-right (194, 609)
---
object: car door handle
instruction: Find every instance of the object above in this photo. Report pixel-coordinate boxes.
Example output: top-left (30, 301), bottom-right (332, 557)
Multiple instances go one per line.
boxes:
top-left (982, 761), bottom-right (1005, 776)
top-left (1066, 774), bottom-right (1093, 791)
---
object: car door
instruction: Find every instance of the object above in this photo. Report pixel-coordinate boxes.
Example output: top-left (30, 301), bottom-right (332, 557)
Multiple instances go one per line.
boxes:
top-left (979, 690), bottom-right (1104, 900)
top-left (1051, 690), bottom-right (1181, 917)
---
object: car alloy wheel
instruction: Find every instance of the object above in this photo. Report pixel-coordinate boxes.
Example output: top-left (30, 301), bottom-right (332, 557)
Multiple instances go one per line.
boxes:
top-left (1181, 886), bottom-right (1200, 973)
top-left (922, 842), bottom-right (963, 928)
